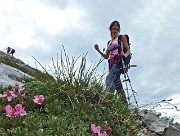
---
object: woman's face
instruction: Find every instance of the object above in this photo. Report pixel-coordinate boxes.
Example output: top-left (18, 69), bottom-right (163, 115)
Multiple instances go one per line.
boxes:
top-left (111, 22), bottom-right (120, 33)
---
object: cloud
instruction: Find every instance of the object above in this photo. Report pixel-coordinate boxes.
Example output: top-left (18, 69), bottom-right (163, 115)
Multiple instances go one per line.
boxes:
top-left (0, 0), bottom-right (85, 46)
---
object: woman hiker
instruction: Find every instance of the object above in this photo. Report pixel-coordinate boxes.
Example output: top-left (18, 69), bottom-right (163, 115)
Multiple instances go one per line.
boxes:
top-left (94, 20), bottom-right (130, 104)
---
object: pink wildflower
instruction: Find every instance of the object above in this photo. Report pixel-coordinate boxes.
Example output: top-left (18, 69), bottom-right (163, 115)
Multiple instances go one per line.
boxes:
top-left (6, 91), bottom-right (15, 101)
top-left (14, 104), bottom-right (27, 116)
top-left (91, 124), bottom-right (102, 134)
top-left (5, 104), bottom-right (27, 117)
top-left (106, 127), bottom-right (112, 132)
top-left (33, 95), bottom-right (45, 105)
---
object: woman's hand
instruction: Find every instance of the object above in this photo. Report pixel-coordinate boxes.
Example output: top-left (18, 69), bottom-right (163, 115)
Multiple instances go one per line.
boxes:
top-left (120, 51), bottom-right (126, 58)
top-left (94, 44), bottom-right (109, 59)
top-left (94, 44), bottom-right (99, 51)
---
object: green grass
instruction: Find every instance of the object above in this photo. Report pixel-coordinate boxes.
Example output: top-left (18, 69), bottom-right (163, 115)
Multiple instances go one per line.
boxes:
top-left (0, 49), bottom-right (140, 136)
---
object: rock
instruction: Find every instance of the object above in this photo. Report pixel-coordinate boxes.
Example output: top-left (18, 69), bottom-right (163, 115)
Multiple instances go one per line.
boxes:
top-left (0, 63), bottom-right (33, 87)
top-left (164, 126), bottom-right (180, 136)
top-left (132, 108), bottom-right (180, 136)
top-left (156, 112), bottom-right (162, 117)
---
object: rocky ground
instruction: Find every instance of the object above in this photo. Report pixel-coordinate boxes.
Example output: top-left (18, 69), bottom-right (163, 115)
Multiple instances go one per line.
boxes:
top-left (133, 108), bottom-right (180, 136)
top-left (0, 63), bottom-right (32, 87)
top-left (0, 51), bottom-right (33, 88)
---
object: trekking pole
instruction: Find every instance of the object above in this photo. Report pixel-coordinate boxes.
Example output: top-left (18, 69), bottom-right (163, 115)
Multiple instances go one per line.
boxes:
top-left (119, 64), bottom-right (137, 70)
top-left (123, 69), bottom-right (138, 107)
top-left (123, 75), bottom-right (131, 104)
top-left (120, 56), bottom-right (138, 107)
top-left (119, 56), bottom-right (131, 105)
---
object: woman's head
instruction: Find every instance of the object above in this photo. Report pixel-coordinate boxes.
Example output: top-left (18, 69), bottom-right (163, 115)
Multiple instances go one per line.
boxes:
top-left (109, 21), bottom-right (120, 33)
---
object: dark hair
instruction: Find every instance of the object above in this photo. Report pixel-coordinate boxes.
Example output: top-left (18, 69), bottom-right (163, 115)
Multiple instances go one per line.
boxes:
top-left (109, 21), bottom-right (120, 32)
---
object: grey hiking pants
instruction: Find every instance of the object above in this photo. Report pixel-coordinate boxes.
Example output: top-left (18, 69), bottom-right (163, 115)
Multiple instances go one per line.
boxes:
top-left (106, 63), bottom-right (127, 103)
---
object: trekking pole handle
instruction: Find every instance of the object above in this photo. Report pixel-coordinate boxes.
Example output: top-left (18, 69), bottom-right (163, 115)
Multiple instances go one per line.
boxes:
top-left (130, 65), bottom-right (137, 67)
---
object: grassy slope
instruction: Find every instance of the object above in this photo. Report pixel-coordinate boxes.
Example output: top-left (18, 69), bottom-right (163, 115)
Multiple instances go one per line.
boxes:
top-left (0, 50), bottom-right (140, 136)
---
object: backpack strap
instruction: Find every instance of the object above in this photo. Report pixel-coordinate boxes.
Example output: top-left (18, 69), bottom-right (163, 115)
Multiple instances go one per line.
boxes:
top-left (107, 40), bottom-right (111, 46)
top-left (118, 35), bottom-right (123, 54)
top-left (124, 34), bottom-right (130, 45)
top-left (118, 35), bottom-right (122, 45)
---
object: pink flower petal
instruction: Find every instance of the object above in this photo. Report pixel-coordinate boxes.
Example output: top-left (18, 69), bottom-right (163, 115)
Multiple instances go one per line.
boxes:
top-left (99, 132), bottom-right (108, 136)
top-left (5, 105), bottom-right (13, 117)
top-left (33, 95), bottom-right (45, 105)
top-left (91, 124), bottom-right (97, 133)
top-left (20, 110), bottom-right (27, 116)
top-left (96, 126), bottom-right (102, 132)
top-left (0, 94), bottom-right (6, 98)
top-left (90, 124), bottom-right (102, 134)
top-left (7, 96), bottom-right (13, 101)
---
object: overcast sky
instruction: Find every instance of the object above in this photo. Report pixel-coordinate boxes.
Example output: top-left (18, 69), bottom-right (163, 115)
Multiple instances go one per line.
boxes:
top-left (0, 0), bottom-right (180, 122)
